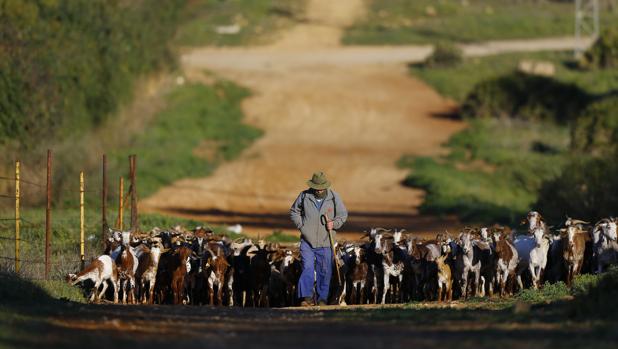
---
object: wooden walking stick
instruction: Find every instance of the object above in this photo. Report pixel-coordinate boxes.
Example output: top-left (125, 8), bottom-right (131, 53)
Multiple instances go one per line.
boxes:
top-left (321, 214), bottom-right (342, 285)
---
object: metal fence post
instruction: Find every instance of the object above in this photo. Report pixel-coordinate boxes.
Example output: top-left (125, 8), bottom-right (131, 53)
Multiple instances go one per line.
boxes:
top-left (15, 160), bottom-right (20, 273)
top-left (118, 177), bottom-right (124, 230)
top-left (80, 171), bottom-right (85, 270)
top-left (45, 150), bottom-right (52, 279)
top-left (129, 155), bottom-right (138, 232)
top-left (102, 154), bottom-right (107, 247)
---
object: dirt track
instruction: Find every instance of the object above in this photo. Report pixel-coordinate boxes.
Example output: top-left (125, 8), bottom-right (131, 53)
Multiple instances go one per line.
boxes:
top-left (141, 0), bottom-right (465, 238)
top-left (6, 301), bottom-right (614, 349)
top-left (140, 1), bottom-right (593, 238)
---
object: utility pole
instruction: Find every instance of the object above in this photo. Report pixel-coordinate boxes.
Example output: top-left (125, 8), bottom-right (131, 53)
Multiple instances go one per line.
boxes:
top-left (575, 0), bottom-right (600, 58)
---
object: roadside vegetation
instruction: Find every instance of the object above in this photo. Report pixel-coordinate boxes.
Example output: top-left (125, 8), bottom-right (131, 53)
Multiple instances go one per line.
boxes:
top-left (0, 0), bottom-right (185, 154)
top-left (175, 0), bottom-right (306, 46)
top-left (1, 1), bottom-right (287, 254)
top-left (108, 81), bottom-right (262, 200)
top-left (343, 0), bottom-right (618, 45)
top-left (410, 50), bottom-right (618, 102)
top-left (403, 29), bottom-right (618, 224)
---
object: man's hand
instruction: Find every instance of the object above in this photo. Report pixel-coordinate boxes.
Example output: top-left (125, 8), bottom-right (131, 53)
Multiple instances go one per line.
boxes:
top-left (326, 220), bottom-right (334, 231)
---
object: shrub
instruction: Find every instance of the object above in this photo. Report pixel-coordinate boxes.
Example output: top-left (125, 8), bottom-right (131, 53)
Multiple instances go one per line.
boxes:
top-left (570, 95), bottom-right (618, 155)
top-left (516, 281), bottom-right (570, 304)
top-left (571, 273), bottom-right (601, 297)
top-left (580, 28), bottom-right (618, 69)
top-left (536, 154), bottom-right (618, 223)
top-left (424, 42), bottom-right (464, 68)
top-left (460, 72), bottom-right (591, 123)
top-left (571, 267), bottom-right (618, 319)
top-left (0, 0), bottom-right (186, 148)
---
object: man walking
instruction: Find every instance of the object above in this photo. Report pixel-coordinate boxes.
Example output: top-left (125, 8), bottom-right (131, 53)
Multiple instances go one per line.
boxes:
top-left (290, 171), bottom-right (348, 306)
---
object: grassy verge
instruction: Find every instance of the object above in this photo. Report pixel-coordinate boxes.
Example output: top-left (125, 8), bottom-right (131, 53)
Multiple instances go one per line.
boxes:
top-left (399, 118), bottom-right (570, 223)
top-left (0, 206), bottom-right (293, 279)
top-left (107, 81), bottom-right (262, 199)
top-left (343, 0), bottom-right (618, 45)
top-left (402, 51), bottom-right (618, 224)
top-left (410, 51), bottom-right (618, 102)
top-left (175, 0), bottom-right (306, 46)
top-left (0, 207), bottom-right (215, 279)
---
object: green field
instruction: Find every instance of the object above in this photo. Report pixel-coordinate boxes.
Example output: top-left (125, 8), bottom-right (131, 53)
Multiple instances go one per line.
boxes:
top-left (410, 51), bottom-right (618, 102)
top-left (402, 50), bottom-right (618, 224)
top-left (344, 0), bottom-right (618, 45)
top-left (108, 81), bottom-right (262, 200)
top-left (175, 0), bottom-right (306, 46)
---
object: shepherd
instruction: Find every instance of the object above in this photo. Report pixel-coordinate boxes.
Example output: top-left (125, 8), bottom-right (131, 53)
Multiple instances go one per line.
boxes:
top-left (290, 171), bottom-right (348, 306)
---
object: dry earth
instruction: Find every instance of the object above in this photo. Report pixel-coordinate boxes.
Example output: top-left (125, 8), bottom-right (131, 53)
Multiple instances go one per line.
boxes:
top-left (141, 1), bottom-right (592, 239)
top-left (141, 0), bottom-right (466, 238)
top-left (5, 302), bottom-right (613, 349)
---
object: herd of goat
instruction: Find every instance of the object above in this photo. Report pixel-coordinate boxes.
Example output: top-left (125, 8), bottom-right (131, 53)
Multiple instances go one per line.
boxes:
top-left (67, 211), bottom-right (618, 306)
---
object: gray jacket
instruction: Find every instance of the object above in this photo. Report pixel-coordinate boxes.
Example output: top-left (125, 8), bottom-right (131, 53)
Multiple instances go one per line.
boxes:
top-left (290, 189), bottom-right (348, 248)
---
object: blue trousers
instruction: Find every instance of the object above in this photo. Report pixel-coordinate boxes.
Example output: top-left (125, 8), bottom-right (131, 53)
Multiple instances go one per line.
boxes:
top-left (297, 238), bottom-right (333, 302)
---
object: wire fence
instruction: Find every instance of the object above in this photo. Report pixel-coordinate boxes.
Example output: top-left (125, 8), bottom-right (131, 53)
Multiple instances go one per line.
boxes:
top-left (0, 152), bottom-right (138, 280)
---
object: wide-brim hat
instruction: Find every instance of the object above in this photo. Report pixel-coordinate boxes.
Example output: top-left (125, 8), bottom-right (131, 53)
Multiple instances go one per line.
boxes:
top-left (307, 171), bottom-right (331, 190)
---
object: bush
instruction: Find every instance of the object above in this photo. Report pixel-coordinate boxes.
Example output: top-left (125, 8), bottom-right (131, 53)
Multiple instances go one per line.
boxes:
top-left (536, 154), bottom-right (618, 223)
top-left (516, 281), bottom-right (570, 304)
top-left (571, 273), bottom-right (601, 297)
top-left (570, 95), bottom-right (618, 155)
top-left (580, 28), bottom-right (618, 69)
top-left (571, 267), bottom-right (618, 319)
top-left (460, 72), bottom-right (591, 123)
top-left (0, 0), bottom-right (186, 148)
top-left (424, 42), bottom-right (464, 68)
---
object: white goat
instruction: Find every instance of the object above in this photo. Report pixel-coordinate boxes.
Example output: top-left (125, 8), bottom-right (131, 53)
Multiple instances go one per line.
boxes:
top-left (67, 255), bottom-right (119, 303)
top-left (515, 227), bottom-right (550, 289)
top-left (455, 231), bottom-right (482, 299)
top-left (592, 218), bottom-right (618, 273)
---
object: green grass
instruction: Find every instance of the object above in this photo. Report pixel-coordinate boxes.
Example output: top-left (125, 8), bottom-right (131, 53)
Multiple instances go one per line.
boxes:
top-left (175, 0), bottom-right (305, 46)
top-left (411, 51), bottom-right (618, 102)
top-left (0, 207), bottom-right (229, 280)
top-left (108, 80), bottom-right (262, 200)
top-left (265, 230), bottom-right (299, 243)
top-left (401, 50), bottom-right (618, 223)
top-left (400, 118), bottom-right (570, 223)
top-left (344, 0), bottom-right (618, 45)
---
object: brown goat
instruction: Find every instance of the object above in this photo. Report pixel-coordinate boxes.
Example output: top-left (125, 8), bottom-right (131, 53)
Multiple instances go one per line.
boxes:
top-left (204, 243), bottom-right (231, 306)
top-left (436, 254), bottom-right (452, 302)
top-left (562, 225), bottom-right (588, 287)
top-left (170, 246), bottom-right (193, 305)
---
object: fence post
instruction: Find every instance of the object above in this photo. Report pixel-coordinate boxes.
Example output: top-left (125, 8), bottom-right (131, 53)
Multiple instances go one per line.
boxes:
top-left (45, 150), bottom-right (52, 280)
top-left (129, 155), bottom-right (138, 232)
top-left (15, 160), bottom-right (20, 273)
top-left (80, 171), bottom-right (85, 270)
top-left (102, 154), bottom-right (107, 247)
top-left (118, 177), bottom-right (124, 230)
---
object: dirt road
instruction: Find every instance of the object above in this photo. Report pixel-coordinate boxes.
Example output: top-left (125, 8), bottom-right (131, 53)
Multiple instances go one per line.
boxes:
top-left (5, 301), bottom-right (614, 349)
top-left (141, 1), bottom-right (591, 238)
top-left (141, 0), bottom-right (464, 237)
